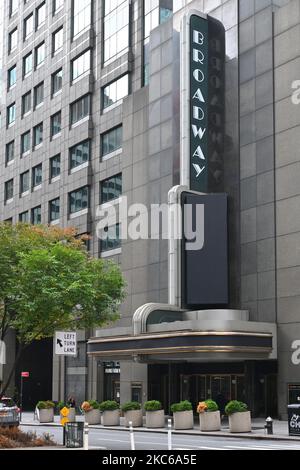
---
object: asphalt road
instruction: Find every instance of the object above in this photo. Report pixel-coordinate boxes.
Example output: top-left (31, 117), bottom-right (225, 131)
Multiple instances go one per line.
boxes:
top-left (20, 425), bottom-right (300, 451)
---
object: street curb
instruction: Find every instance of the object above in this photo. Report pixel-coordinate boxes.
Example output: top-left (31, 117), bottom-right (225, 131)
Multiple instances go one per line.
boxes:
top-left (20, 422), bottom-right (300, 442)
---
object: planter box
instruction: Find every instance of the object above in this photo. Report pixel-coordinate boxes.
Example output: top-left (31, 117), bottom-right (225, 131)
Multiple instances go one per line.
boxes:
top-left (38, 408), bottom-right (54, 423)
top-left (146, 410), bottom-right (165, 428)
top-left (124, 410), bottom-right (143, 427)
top-left (229, 411), bottom-right (251, 433)
top-left (199, 411), bottom-right (221, 431)
top-left (101, 410), bottom-right (120, 426)
top-left (60, 408), bottom-right (76, 423)
top-left (84, 409), bottom-right (101, 425)
top-left (173, 410), bottom-right (194, 430)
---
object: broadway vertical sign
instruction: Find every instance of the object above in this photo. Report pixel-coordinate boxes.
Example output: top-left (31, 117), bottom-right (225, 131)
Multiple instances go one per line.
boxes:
top-left (190, 14), bottom-right (209, 192)
top-left (182, 13), bottom-right (225, 193)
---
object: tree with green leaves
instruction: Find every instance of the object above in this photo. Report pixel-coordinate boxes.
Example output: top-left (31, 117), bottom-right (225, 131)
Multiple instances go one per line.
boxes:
top-left (0, 223), bottom-right (125, 398)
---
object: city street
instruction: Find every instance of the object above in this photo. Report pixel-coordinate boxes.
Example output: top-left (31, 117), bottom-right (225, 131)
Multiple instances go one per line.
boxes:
top-left (20, 425), bottom-right (300, 451)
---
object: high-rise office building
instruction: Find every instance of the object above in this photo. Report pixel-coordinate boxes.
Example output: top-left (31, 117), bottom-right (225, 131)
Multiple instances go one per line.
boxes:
top-left (1, 0), bottom-right (300, 419)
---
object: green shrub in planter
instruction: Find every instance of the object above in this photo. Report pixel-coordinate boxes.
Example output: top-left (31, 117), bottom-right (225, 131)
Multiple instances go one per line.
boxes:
top-left (88, 400), bottom-right (101, 410)
top-left (99, 400), bottom-right (119, 412)
top-left (171, 400), bottom-right (193, 413)
top-left (121, 401), bottom-right (141, 412)
top-left (144, 400), bottom-right (162, 412)
top-left (205, 400), bottom-right (219, 412)
top-left (225, 400), bottom-right (248, 415)
top-left (36, 400), bottom-right (55, 410)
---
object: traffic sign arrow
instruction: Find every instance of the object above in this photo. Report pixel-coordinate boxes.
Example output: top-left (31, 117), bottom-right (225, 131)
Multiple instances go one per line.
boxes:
top-left (57, 339), bottom-right (63, 348)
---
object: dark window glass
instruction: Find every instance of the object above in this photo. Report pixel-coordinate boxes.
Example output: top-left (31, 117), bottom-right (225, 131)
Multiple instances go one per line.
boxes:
top-left (100, 174), bottom-right (122, 204)
top-left (53, 27), bottom-right (63, 54)
top-left (53, 0), bottom-right (64, 14)
top-left (20, 171), bottom-right (30, 194)
top-left (70, 140), bottom-right (90, 169)
top-left (36, 2), bottom-right (46, 29)
top-left (102, 126), bottom-right (122, 156)
top-left (7, 103), bottom-right (16, 125)
top-left (70, 94), bottom-right (90, 125)
top-left (52, 68), bottom-right (62, 95)
top-left (8, 65), bottom-right (16, 88)
top-left (24, 13), bottom-right (33, 40)
top-left (69, 186), bottom-right (89, 214)
top-left (35, 42), bottom-right (45, 67)
top-left (101, 224), bottom-right (121, 252)
top-left (34, 82), bottom-right (44, 107)
top-left (9, 28), bottom-right (18, 53)
top-left (32, 164), bottom-right (42, 187)
top-left (31, 206), bottom-right (41, 225)
top-left (23, 52), bottom-right (33, 76)
top-left (21, 131), bottom-right (31, 154)
top-left (5, 179), bottom-right (14, 201)
top-left (49, 198), bottom-right (60, 221)
top-left (51, 111), bottom-right (61, 137)
top-left (22, 91), bottom-right (31, 116)
top-left (19, 211), bottom-right (29, 222)
top-left (33, 123), bottom-right (43, 147)
top-left (6, 141), bottom-right (14, 164)
top-left (50, 154), bottom-right (61, 179)
top-left (72, 0), bottom-right (91, 39)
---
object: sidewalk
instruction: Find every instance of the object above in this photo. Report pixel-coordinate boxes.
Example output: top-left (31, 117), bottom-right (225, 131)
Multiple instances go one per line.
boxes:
top-left (20, 412), bottom-right (300, 442)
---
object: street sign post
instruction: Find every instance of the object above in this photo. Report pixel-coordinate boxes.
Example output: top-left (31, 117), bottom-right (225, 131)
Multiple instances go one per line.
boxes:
top-left (55, 331), bottom-right (77, 356)
top-left (20, 372), bottom-right (30, 422)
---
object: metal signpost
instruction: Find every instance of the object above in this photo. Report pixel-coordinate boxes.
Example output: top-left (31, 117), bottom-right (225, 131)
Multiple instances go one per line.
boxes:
top-left (20, 371), bottom-right (30, 423)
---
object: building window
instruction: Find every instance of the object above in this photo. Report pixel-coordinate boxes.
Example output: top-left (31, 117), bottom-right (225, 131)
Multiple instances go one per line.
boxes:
top-left (21, 130), bottom-right (31, 155)
top-left (6, 141), bottom-right (14, 165)
top-left (69, 186), bottom-right (89, 214)
top-left (20, 171), bottom-right (30, 194)
top-left (36, 2), bottom-right (46, 29)
top-left (9, 0), bottom-right (18, 17)
top-left (52, 68), bottom-right (62, 95)
top-left (23, 52), bottom-right (33, 77)
top-left (34, 82), bottom-right (44, 108)
top-left (70, 94), bottom-right (90, 126)
top-left (53, 0), bottom-right (64, 14)
top-left (24, 13), bottom-right (34, 40)
top-left (31, 206), bottom-right (42, 225)
top-left (52, 27), bottom-right (63, 55)
top-left (8, 65), bottom-right (16, 89)
top-left (103, 75), bottom-right (129, 109)
top-left (5, 180), bottom-right (14, 202)
top-left (70, 140), bottom-right (90, 170)
top-left (71, 49), bottom-right (91, 82)
top-left (32, 164), bottom-right (42, 188)
top-left (50, 154), bottom-right (61, 179)
top-left (35, 42), bottom-right (45, 68)
top-left (9, 28), bottom-right (18, 54)
top-left (103, 0), bottom-right (129, 64)
top-left (19, 211), bottom-right (29, 223)
top-left (7, 103), bottom-right (16, 126)
top-left (102, 126), bottom-right (122, 157)
top-left (100, 174), bottom-right (122, 204)
top-left (33, 123), bottom-right (43, 147)
top-left (22, 91), bottom-right (31, 117)
top-left (51, 111), bottom-right (62, 138)
top-left (72, 0), bottom-right (92, 39)
top-left (49, 197), bottom-right (60, 222)
top-left (100, 224), bottom-right (121, 252)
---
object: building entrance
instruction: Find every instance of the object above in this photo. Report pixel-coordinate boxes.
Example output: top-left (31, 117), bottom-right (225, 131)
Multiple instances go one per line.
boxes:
top-left (180, 374), bottom-right (245, 413)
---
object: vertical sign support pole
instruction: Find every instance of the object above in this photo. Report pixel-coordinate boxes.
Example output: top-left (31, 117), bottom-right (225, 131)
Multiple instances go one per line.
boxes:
top-left (84, 422), bottom-right (89, 450)
top-left (168, 418), bottom-right (172, 450)
top-left (19, 375), bottom-right (23, 423)
top-left (129, 421), bottom-right (135, 450)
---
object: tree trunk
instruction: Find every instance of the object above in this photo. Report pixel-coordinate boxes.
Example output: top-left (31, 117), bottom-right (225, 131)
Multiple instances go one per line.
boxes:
top-left (0, 345), bottom-right (25, 399)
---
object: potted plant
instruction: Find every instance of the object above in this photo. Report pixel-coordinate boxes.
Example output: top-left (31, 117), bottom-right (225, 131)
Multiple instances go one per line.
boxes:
top-left (225, 400), bottom-right (251, 433)
top-left (171, 400), bottom-right (194, 430)
top-left (36, 401), bottom-right (55, 423)
top-left (57, 401), bottom-right (76, 422)
top-left (99, 400), bottom-right (120, 426)
top-left (121, 401), bottom-right (143, 427)
top-left (144, 401), bottom-right (165, 428)
top-left (197, 400), bottom-right (221, 431)
top-left (81, 400), bottom-right (101, 425)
